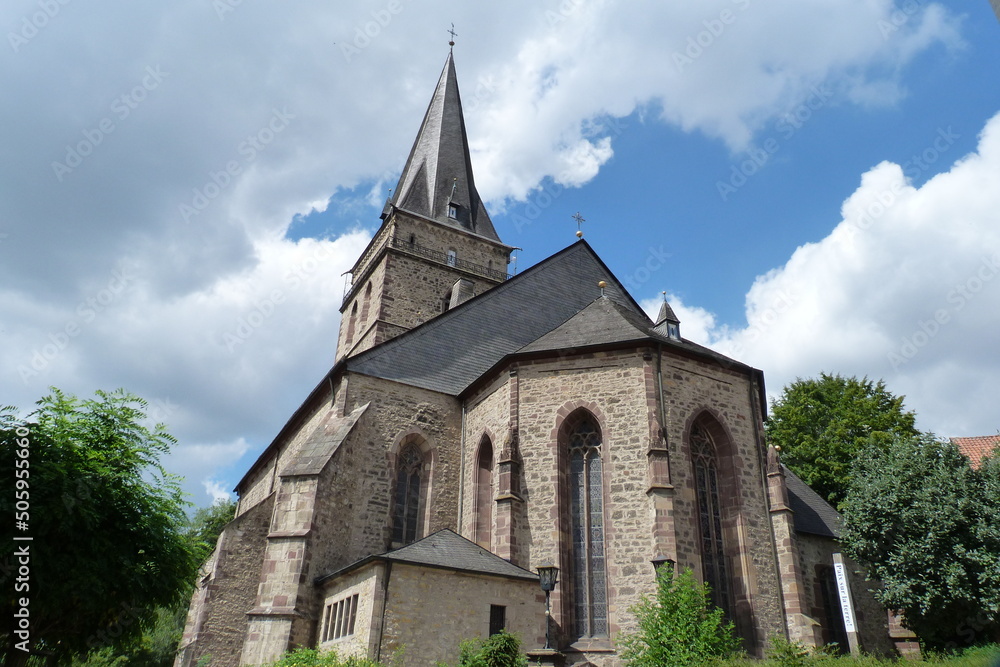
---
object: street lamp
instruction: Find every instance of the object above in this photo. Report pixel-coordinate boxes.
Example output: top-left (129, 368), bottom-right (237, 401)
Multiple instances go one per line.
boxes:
top-left (650, 554), bottom-right (675, 574)
top-left (537, 563), bottom-right (559, 650)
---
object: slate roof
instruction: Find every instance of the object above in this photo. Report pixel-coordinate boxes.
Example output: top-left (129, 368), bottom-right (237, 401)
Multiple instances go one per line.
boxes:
top-left (346, 240), bottom-right (754, 397)
top-left (280, 403), bottom-right (368, 477)
top-left (518, 295), bottom-right (657, 353)
top-left (783, 465), bottom-right (842, 538)
top-left (346, 241), bottom-right (629, 394)
top-left (389, 52), bottom-right (499, 242)
top-left (950, 435), bottom-right (1000, 469)
top-left (316, 529), bottom-right (539, 585)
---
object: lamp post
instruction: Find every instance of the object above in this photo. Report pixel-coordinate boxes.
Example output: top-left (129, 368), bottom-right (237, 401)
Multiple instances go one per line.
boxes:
top-left (537, 563), bottom-right (559, 650)
top-left (650, 554), bottom-right (675, 575)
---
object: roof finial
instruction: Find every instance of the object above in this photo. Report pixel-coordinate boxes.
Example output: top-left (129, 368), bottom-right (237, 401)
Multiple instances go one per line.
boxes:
top-left (448, 23), bottom-right (457, 50)
top-left (573, 211), bottom-right (585, 238)
top-left (662, 290), bottom-right (667, 302)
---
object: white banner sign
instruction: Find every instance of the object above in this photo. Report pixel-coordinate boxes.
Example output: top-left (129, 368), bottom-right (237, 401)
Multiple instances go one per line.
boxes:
top-left (833, 561), bottom-right (857, 633)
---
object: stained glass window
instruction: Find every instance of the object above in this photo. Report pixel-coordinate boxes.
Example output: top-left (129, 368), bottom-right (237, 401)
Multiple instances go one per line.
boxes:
top-left (691, 424), bottom-right (732, 616)
top-left (568, 417), bottom-right (608, 638)
top-left (392, 444), bottom-right (424, 544)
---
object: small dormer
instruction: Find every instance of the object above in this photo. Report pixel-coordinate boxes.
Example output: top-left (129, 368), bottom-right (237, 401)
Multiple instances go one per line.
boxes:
top-left (654, 298), bottom-right (681, 341)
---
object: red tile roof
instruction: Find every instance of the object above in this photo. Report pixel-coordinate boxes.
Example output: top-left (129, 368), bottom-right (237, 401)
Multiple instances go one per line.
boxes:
top-left (950, 435), bottom-right (1000, 469)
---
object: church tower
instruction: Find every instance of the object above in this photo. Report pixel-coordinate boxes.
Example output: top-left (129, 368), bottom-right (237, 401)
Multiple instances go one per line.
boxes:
top-left (335, 52), bottom-right (514, 361)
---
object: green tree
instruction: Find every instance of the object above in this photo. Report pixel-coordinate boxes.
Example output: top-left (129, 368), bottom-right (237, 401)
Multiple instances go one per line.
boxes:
top-left (0, 389), bottom-right (200, 665)
top-left (841, 434), bottom-right (1000, 649)
top-left (618, 567), bottom-right (741, 667)
top-left (765, 373), bottom-right (918, 506)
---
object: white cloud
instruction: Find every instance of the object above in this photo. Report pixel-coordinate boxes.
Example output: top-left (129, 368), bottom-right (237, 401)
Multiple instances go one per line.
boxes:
top-left (203, 479), bottom-right (235, 506)
top-left (665, 111), bottom-right (1000, 437)
top-left (0, 0), bottom-right (967, 505)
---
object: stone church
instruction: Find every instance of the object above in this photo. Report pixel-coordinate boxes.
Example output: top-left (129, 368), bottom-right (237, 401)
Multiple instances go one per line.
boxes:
top-left (176, 52), bottom-right (895, 667)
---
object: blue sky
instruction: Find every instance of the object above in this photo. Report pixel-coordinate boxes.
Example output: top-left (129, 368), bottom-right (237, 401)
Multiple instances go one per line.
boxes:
top-left (2, 1), bottom-right (999, 506)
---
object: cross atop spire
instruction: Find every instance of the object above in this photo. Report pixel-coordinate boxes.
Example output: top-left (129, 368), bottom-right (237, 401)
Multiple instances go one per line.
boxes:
top-left (573, 212), bottom-right (585, 238)
top-left (386, 51), bottom-right (500, 242)
top-left (447, 23), bottom-right (457, 49)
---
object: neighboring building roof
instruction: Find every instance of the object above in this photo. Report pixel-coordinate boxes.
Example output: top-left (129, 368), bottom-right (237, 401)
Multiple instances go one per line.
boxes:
top-left (346, 240), bottom-right (754, 397)
top-left (316, 529), bottom-right (539, 585)
top-left (389, 52), bottom-right (499, 242)
top-left (783, 465), bottom-right (842, 539)
top-left (950, 435), bottom-right (1000, 469)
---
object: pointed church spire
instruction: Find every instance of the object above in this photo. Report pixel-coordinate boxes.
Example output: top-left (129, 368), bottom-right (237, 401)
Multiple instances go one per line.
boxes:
top-left (388, 52), bottom-right (500, 241)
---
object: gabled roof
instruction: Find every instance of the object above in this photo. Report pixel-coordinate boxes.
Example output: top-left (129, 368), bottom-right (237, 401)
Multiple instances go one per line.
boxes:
top-left (783, 465), bottom-right (842, 538)
top-left (345, 241), bottom-right (632, 395)
top-left (518, 296), bottom-right (654, 353)
top-left (316, 529), bottom-right (538, 585)
top-left (950, 435), bottom-right (1000, 469)
top-left (345, 240), bottom-right (756, 397)
top-left (389, 52), bottom-right (499, 242)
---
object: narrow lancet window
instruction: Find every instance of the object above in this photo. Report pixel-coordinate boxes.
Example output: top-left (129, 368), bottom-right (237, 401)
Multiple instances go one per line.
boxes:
top-left (691, 424), bottom-right (732, 616)
top-left (568, 415), bottom-right (608, 638)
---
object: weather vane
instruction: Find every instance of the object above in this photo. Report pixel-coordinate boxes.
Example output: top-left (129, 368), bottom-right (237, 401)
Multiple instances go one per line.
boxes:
top-left (573, 212), bottom-right (585, 238)
top-left (448, 23), bottom-right (457, 49)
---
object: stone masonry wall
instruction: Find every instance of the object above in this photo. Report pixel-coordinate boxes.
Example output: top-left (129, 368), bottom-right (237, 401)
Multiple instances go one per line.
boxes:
top-left (379, 564), bottom-right (544, 666)
top-left (317, 566), bottom-right (382, 659)
top-left (514, 349), bottom-right (659, 664)
top-left (175, 493), bottom-right (274, 667)
top-left (796, 534), bottom-right (894, 656)
top-left (237, 385), bottom-right (335, 514)
top-left (461, 372), bottom-right (510, 552)
top-left (659, 351), bottom-right (785, 654)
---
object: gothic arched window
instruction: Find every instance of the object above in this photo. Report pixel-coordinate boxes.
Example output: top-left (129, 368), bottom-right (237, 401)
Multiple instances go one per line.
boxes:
top-left (392, 443), bottom-right (424, 544)
top-left (691, 423), bottom-right (732, 615)
top-left (567, 415), bottom-right (608, 638)
top-left (474, 437), bottom-right (493, 548)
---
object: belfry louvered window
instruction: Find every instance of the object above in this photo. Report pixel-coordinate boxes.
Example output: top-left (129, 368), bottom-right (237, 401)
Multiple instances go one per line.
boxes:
top-left (691, 424), bottom-right (732, 615)
top-left (568, 416), bottom-right (608, 638)
top-left (392, 444), bottom-right (423, 544)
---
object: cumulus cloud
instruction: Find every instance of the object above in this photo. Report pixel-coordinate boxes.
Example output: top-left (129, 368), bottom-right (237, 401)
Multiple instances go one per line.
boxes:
top-left (0, 0), bottom-right (966, 504)
top-left (674, 112), bottom-right (1000, 437)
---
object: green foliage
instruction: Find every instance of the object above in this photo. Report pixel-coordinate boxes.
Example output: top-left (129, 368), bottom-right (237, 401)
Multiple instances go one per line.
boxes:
top-left (765, 373), bottom-right (918, 506)
top-left (186, 498), bottom-right (236, 564)
top-left (264, 647), bottom-right (386, 666)
top-left (764, 636), bottom-right (812, 667)
top-left (0, 389), bottom-right (199, 661)
top-left (618, 567), bottom-right (741, 667)
top-left (454, 630), bottom-right (527, 667)
top-left (841, 434), bottom-right (1000, 649)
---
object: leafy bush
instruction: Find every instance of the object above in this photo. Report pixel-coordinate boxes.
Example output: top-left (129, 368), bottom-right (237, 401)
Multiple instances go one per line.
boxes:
top-left (454, 630), bottom-right (527, 667)
top-left (265, 647), bottom-right (386, 667)
top-left (618, 567), bottom-right (741, 667)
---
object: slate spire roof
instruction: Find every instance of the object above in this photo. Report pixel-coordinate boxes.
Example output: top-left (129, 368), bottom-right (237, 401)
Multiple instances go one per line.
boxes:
top-left (388, 52), bottom-right (499, 242)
